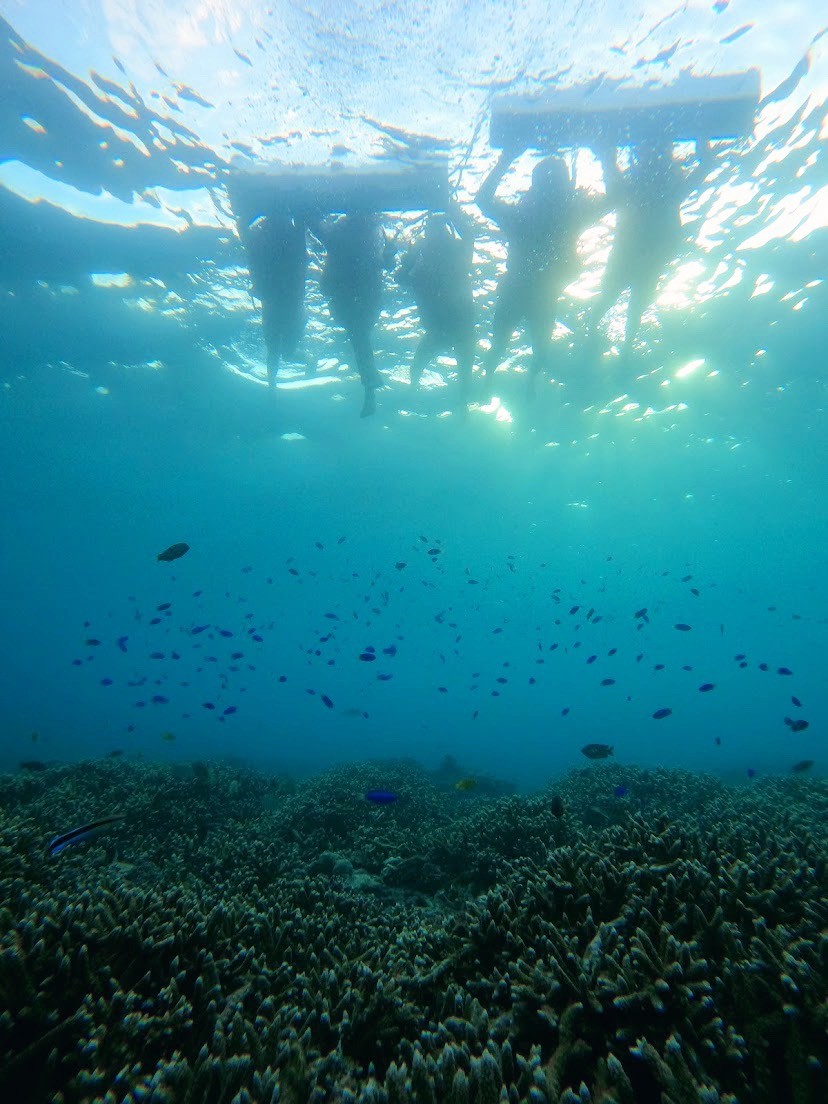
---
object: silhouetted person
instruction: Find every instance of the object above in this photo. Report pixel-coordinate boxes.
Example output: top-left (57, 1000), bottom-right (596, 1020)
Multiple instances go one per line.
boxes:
top-left (586, 138), bottom-right (713, 357)
top-left (314, 213), bottom-right (388, 418)
top-left (243, 213), bottom-right (308, 387)
top-left (397, 201), bottom-right (476, 404)
top-left (477, 148), bottom-right (608, 401)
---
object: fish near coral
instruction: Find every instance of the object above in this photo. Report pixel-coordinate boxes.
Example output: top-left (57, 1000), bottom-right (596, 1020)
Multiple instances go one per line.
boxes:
top-left (581, 743), bottom-right (613, 760)
top-left (46, 815), bottom-right (125, 858)
top-left (454, 778), bottom-right (477, 791)
top-left (157, 542), bottom-right (189, 562)
top-left (365, 789), bottom-right (398, 805)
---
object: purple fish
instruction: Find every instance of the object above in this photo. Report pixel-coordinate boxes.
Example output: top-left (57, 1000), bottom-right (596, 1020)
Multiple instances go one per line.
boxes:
top-left (365, 789), bottom-right (398, 805)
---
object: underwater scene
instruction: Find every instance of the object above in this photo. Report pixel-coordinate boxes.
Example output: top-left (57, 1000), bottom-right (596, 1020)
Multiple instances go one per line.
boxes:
top-left (1, 1), bottom-right (827, 1101)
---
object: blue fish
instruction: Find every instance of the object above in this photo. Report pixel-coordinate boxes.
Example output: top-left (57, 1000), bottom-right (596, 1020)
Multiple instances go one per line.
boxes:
top-left (46, 815), bottom-right (125, 858)
top-left (365, 789), bottom-right (398, 805)
top-left (613, 785), bottom-right (628, 798)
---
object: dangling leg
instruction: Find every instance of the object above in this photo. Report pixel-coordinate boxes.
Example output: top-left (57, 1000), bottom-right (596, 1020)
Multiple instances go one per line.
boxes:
top-left (525, 292), bottom-right (556, 403)
top-left (348, 325), bottom-right (380, 418)
top-left (621, 274), bottom-right (660, 359)
top-left (410, 332), bottom-right (439, 389)
top-left (584, 257), bottom-right (629, 357)
top-left (261, 301), bottom-right (281, 387)
top-left (453, 330), bottom-right (475, 408)
top-left (480, 290), bottom-right (520, 398)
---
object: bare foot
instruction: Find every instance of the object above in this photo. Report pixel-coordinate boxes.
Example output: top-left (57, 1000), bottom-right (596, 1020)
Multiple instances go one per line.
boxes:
top-left (360, 389), bottom-right (377, 418)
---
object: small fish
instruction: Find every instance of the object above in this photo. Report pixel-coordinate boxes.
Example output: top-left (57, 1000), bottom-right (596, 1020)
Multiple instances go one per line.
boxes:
top-left (161, 731), bottom-right (175, 741)
top-left (157, 602), bottom-right (171, 611)
top-left (46, 815), bottom-right (125, 857)
top-left (223, 706), bottom-right (237, 716)
top-left (365, 789), bottom-right (398, 805)
top-left (550, 795), bottom-right (565, 817)
top-left (157, 542), bottom-right (189, 563)
top-left (85, 638), bottom-right (101, 647)
top-left (784, 717), bottom-right (809, 733)
top-left (698, 683), bottom-right (715, 693)
top-left (359, 652), bottom-right (376, 662)
top-left (652, 708), bottom-right (672, 720)
top-left (600, 678), bottom-right (616, 686)
top-left (791, 759), bottom-right (814, 773)
top-left (746, 768), bottom-right (756, 779)
top-left (613, 784), bottom-right (628, 798)
top-left (20, 759), bottom-right (47, 771)
top-left (107, 749), bottom-right (124, 758)
top-left (321, 694), bottom-right (334, 709)
top-left (791, 696), bottom-right (802, 708)
top-left (777, 667), bottom-right (793, 676)
top-left (714, 736), bottom-right (721, 746)
top-left (454, 778), bottom-right (477, 791)
top-left (581, 743), bottom-right (613, 759)
top-left (117, 636), bottom-right (129, 652)
top-left (674, 624), bottom-right (691, 632)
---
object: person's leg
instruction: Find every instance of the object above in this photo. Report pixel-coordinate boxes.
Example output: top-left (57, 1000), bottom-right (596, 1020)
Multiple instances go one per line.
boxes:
top-left (585, 255), bottom-right (629, 350)
top-left (261, 301), bottom-right (280, 386)
top-left (481, 288), bottom-right (520, 393)
top-left (448, 332), bottom-right (473, 412)
top-left (348, 325), bottom-right (380, 418)
top-left (621, 273), bottom-right (660, 358)
top-left (526, 298), bottom-right (554, 402)
top-left (410, 333), bottom-right (439, 388)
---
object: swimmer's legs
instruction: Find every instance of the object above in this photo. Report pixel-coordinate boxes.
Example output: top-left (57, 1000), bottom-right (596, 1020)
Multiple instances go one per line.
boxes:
top-left (621, 276), bottom-right (659, 358)
top-left (526, 303), bottom-right (554, 403)
top-left (410, 333), bottom-right (439, 389)
top-left (348, 326), bottom-right (380, 418)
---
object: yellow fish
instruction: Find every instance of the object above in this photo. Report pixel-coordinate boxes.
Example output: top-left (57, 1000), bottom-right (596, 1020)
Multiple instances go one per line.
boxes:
top-left (161, 732), bottom-right (176, 742)
top-left (455, 778), bottom-right (477, 792)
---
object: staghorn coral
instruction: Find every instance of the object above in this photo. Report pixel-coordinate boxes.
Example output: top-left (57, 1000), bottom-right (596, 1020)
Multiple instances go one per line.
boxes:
top-left (0, 759), bottom-right (826, 1103)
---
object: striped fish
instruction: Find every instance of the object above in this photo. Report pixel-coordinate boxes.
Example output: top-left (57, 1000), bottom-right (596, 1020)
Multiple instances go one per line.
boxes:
top-left (46, 816), bottom-right (125, 858)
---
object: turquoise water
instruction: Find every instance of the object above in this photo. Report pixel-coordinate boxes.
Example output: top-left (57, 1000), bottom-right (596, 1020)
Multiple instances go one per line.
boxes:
top-left (2, 6), bottom-right (828, 1102)
top-left (1, 1), bottom-right (826, 787)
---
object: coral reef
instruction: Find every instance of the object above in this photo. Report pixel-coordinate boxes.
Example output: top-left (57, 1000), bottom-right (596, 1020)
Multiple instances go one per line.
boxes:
top-left (1, 759), bottom-right (826, 1102)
